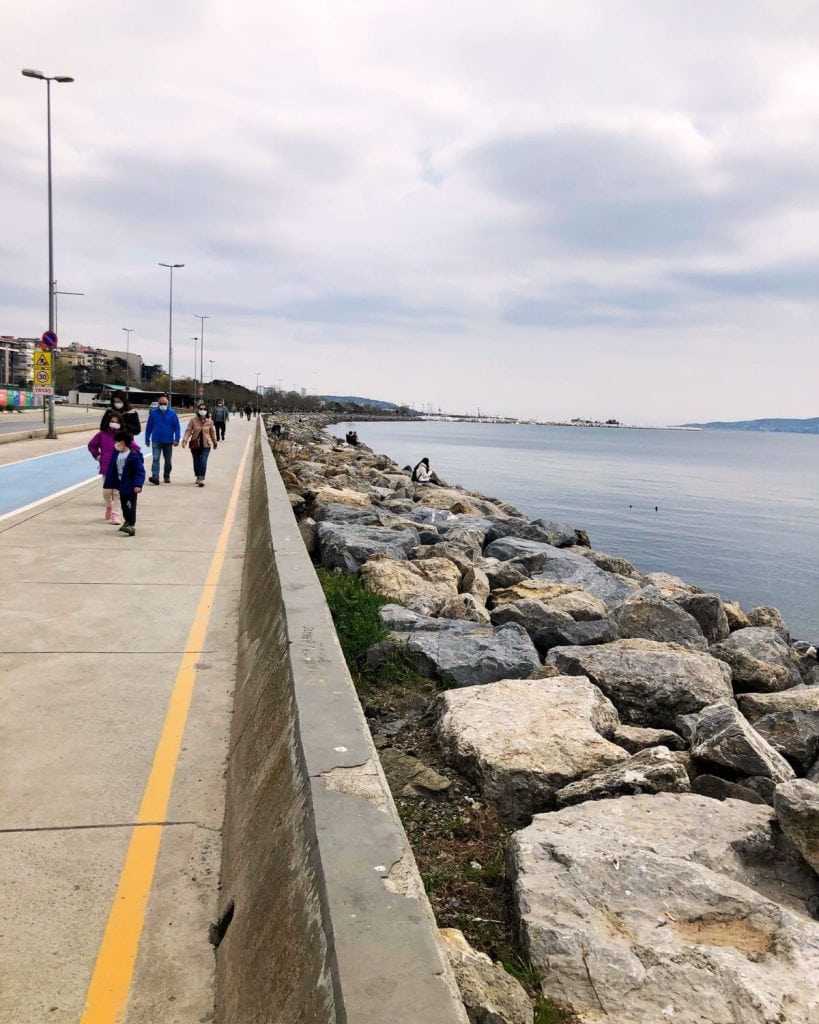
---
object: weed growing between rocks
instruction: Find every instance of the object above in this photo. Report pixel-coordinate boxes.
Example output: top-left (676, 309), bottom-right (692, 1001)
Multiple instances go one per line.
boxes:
top-left (316, 566), bottom-right (571, 1023)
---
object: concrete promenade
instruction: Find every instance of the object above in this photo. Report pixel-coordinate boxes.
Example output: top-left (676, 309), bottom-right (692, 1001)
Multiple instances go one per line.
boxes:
top-left (0, 415), bottom-right (255, 1022)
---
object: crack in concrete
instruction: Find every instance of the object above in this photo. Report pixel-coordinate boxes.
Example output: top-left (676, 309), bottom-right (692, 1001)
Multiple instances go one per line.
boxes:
top-left (0, 819), bottom-right (221, 835)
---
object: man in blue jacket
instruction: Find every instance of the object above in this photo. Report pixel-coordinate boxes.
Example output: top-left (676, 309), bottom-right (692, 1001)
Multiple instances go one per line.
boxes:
top-left (144, 394), bottom-right (181, 484)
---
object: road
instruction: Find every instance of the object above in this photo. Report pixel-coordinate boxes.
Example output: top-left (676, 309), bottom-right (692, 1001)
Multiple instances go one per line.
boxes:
top-left (0, 406), bottom-right (98, 435)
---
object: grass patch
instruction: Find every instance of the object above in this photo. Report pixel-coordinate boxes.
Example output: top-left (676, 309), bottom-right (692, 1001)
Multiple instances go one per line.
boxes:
top-left (317, 566), bottom-right (390, 670)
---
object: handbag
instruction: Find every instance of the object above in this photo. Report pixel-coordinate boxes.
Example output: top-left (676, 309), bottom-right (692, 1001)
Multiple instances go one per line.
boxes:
top-left (189, 427), bottom-right (202, 451)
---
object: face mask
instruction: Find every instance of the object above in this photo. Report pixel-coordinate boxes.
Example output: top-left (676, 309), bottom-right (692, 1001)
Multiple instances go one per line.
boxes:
top-left (116, 445), bottom-right (127, 453)
top-left (109, 423), bottom-right (121, 431)
top-left (198, 408), bottom-right (207, 416)
top-left (113, 402), bottom-right (123, 409)
top-left (159, 404), bottom-right (168, 412)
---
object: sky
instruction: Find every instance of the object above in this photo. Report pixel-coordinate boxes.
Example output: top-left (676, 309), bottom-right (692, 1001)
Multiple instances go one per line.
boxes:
top-left (3, 0), bottom-right (819, 423)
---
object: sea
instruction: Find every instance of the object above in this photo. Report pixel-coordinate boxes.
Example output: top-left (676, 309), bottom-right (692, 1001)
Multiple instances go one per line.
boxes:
top-left (338, 420), bottom-right (819, 641)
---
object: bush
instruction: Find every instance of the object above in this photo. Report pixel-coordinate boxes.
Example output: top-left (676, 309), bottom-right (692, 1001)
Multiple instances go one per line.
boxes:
top-left (317, 567), bottom-right (390, 670)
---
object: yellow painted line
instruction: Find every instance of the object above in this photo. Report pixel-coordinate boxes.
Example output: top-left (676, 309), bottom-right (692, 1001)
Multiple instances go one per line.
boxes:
top-left (80, 436), bottom-right (251, 1024)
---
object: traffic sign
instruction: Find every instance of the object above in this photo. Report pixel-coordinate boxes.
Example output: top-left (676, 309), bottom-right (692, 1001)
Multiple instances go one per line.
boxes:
top-left (33, 350), bottom-right (53, 369)
top-left (33, 350), bottom-right (53, 389)
top-left (34, 386), bottom-right (54, 395)
top-left (41, 330), bottom-right (58, 351)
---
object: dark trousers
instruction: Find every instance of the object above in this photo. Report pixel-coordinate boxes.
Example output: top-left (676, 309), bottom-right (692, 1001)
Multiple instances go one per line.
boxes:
top-left (120, 492), bottom-right (138, 526)
top-left (192, 447), bottom-right (211, 479)
top-left (151, 442), bottom-right (173, 481)
top-left (214, 420), bottom-right (226, 440)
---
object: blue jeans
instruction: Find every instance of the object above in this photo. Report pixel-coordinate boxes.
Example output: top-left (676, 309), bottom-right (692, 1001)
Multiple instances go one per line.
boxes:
top-left (151, 442), bottom-right (174, 480)
top-left (192, 446), bottom-right (211, 480)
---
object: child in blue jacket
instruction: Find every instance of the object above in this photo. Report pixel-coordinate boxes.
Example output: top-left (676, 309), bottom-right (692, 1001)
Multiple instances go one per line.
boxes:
top-left (103, 430), bottom-right (146, 536)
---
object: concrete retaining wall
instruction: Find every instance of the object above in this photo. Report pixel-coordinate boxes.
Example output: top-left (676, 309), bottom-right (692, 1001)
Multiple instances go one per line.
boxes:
top-left (215, 425), bottom-right (467, 1023)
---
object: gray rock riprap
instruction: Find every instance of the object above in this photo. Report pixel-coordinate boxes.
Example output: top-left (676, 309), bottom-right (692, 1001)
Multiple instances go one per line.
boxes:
top-left (507, 794), bottom-right (819, 1024)
top-left (439, 928), bottom-right (533, 1024)
top-left (438, 593), bottom-right (491, 624)
top-left (737, 686), bottom-right (819, 771)
top-left (674, 591), bottom-right (730, 644)
top-left (748, 604), bottom-right (789, 639)
top-left (359, 556), bottom-right (461, 615)
top-left (490, 599), bottom-right (572, 637)
top-left (612, 723), bottom-right (686, 753)
top-left (554, 746), bottom-right (690, 807)
top-left (710, 626), bottom-right (803, 692)
top-left (408, 622), bottom-right (540, 687)
top-left (692, 774), bottom-right (768, 805)
top-left (484, 537), bottom-right (638, 607)
top-left (546, 639), bottom-right (734, 729)
top-left (690, 702), bottom-right (796, 783)
top-left (317, 521), bottom-right (420, 572)
top-left (435, 676), bottom-right (627, 823)
top-left (610, 594), bottom-right (707, 649)
top-left (533, 618), bottom-right (616, 655)
top-left (774, 779), bottom-right (819, 873)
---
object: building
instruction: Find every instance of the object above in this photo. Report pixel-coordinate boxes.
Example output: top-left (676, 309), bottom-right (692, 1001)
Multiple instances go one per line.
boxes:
top-left (0, 336), bottom-right (37, 387)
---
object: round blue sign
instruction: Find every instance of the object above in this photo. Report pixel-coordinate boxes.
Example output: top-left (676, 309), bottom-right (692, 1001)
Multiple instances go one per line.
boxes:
top-left (41, 330), bottom-right (58, 351)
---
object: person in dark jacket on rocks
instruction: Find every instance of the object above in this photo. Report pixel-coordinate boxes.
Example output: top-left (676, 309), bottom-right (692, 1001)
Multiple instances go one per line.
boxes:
top-left (100, 394), bottom-right (141, 437)
top-left (103, 430), bottom-right (145, 536)
top-left (212, 398), bottom-right (229, 440)
top-left (144, 395), bottom-right (181, 484)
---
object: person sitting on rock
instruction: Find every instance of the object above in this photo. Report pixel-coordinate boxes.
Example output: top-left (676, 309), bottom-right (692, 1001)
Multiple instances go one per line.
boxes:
top-left (411, 457), bottom-right (432, 482)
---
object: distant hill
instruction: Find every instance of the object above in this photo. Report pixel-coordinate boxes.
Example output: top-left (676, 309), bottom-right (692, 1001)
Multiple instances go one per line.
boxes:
top-left (321, 395), bottom-right (406, 410)
top-left (681, 417), bottom-right (819, 434)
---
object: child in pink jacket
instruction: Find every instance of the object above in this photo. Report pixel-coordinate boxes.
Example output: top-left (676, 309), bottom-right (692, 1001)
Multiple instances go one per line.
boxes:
top-left (88, 416), bottom-right (140, 525)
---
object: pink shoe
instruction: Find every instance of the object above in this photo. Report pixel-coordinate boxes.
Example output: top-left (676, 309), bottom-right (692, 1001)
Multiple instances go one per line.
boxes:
top-left (104, 506), bottom-right (112, 521)
top-left (110, 512), bottom-right (121, 526)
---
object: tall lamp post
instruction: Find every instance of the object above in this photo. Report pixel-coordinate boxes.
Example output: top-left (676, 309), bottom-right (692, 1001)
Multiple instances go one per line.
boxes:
top-left (193, 314), bottom-right (210, 401)
top-left (121, 328), bottom-right (133, 395)
top-left (158, 262), bottom-right (183, 405)
top-left (191, 338), bottom-right (198, 401)
top-left (22, 67), bottom-right (73, 438)
top-left (209, 359), bottom-right (214, 384)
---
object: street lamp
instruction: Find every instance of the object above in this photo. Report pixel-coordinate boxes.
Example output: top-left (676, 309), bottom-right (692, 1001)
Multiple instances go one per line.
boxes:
top-left (193, 314), bottom-right (210, 402)
top-left (158, 262), bottom-right (184, 405)
top-left (256, 371), bottom-right (261, 404)
top-left (191, 338), bottom-right (198, 401)
top-left (209, 359), bottom-right (214, 383)
top-left (22, 67), bottom-right (74, 439)
top-left (122, 328), bottom-right (133, 394)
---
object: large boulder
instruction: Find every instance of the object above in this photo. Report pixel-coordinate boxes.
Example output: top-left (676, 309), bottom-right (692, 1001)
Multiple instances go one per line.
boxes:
top-left (490, 599), bottom-right (572, 637)
top-left (359, 556), bottom-right (460, 614)
top-left (737, 687), bottom-right (819, 771)
top-left (477, 558), bottom-right (529, 591)
top-left (485, 538), bottom-right (638, 607)
top-left (408, 622), bottom-right (541, 687)
top-left (710, 627), bottom-right (803, 693)
top-left (690, 702), bottom-right (796, 784)
top-left (308, 485), bottom-right (372, 508)
top-left (438, 593), bottom-right (491, 624)
top-left (435, 676), bottom-right (627, 823)
top-left (748, 605), bottom-right (789, 640)
top-left (774, 779), bottom-right (819, 874)
top-left (507, 794), bottom-right (819, 1024)
top-left (610, 595), bottom-right (707, 650)
top-left (554, 746), bottom-right (690, 808)
top-left (462, 566), bottom-right (491, 606)
top-left (724, 600), bottom-right (752, 631)
top-left (410, 542), bottom-right (480, 576)
top-left (573, 548), bottom-right (639, 578)
top-left (533, 619), bottom-right (617, 656)
top-left (317, 521), bottom-right (420, 572)
top-left (612, 723), bottom-right (686, 753)
top-left (674, 592), bottom-right (730, 644)
top-left (439, 928), bottom-right (534, 1024)
top-left (546, 639), bottom-right (734, 729)
top-left (488, 579), bottom-right (578, 609)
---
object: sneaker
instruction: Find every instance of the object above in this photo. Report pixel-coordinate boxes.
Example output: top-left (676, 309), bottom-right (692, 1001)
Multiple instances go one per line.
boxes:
top-left (104, 507), bottom-right (112, 521)
top-left (118, 524), bottom-right (128, 532)
top-left (163, 477), bottom-right (171, 483)
top-left (149, 477), bottom-right (160, 485)
top-left (197, 480), bottom-right (204, 487)
top-left (110, 512), bottom-right (121, 526)
top-left (122, 525), bottom-right (136, 536)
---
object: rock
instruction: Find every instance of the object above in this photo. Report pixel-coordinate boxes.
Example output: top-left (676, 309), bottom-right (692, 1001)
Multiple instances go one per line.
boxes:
top-left (674, 592), bottom-right (730, 644)
top-left (412, 485), bottom-right (481, 513)
top-left (554, 746), bottom-right (690, 808)
top-left (435, 676), bottom-right (627, 823)
top-left (462, 566), bottom-right (491, 606)
top-left (639, 570), bottom-right (695, 596)
top-left (533, 619), bottom-right (617, 656)
top-left (547, 639), bottom-right (734, 729)
top-left (737, 687), bottom-right (819, 769)
top-left (775, 779), bottom-right (819, 873)
top-left (298, 515), bottom-right (317, 554)
top-left (477, 558), bottom-right (528, 591)
top-left (378, 747), bottom-right (451, 799)
top-left (485, 538), bottom-right (639, 607)
top-left (507, 794), bottom-right (819, 1024)
top-left (612, 723), bottom-right (686, 753)
top-left (693, 774), bottom-right (768, 805)
top-left (408, 622), bottom-right (541, 687)
top-left (359, 556), bottom-right (461, 615)
top-left (748, 605), bottom-right (789, 640)
top-left (309, 484), bottom-right (372, 508)
top-left (724, 600), bottom-right (752, 631)
top-left (547, 590), bottom-right (608, 621)
top-left (610, 595), bottom-right (707, 650)
top-left (490, 599), bottom-right (573, 637)
top-left (528, 664), bottom-right (562, 679)
top-left (317, 521), bottom-right (420, 573)
top-left (573, 528), bottom-right (591, 548)
top-left (410, 542), bottom-right (479, 576)
top-left (484, 518), bottom-right (571, 548)
top-left (488, 578), bottom-right (578, 609)
top-left (675, 712), bottom-right (701, 743)
top-left (378, 604), bottom-right (427, 632)
top-left (365, 637), bottom-right (405, 671)
top-left (438, 928), bottom-right (534, 1024)
top-left (439, 593), bottom-right (491, 624)
top-left (690, 702), bottom-right (796, 784)
top-left (574, 548), bottom-right (639, 577)
top-left (710, 626), bottom-right (803, 693)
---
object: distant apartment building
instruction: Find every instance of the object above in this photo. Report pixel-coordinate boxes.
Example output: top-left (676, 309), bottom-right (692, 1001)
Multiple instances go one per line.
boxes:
top-left (1, 336), bottom-right (149, 389)
top-left (0, 336), bottom-right (37, 387)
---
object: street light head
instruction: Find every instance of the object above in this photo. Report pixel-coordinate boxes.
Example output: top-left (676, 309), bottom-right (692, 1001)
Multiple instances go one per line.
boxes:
top-left (55, 76), bottom-right (74, 84)
top-left (22, 68), bottom-right (45, 79)
top-left (173, 263), bottom-right (185, 268)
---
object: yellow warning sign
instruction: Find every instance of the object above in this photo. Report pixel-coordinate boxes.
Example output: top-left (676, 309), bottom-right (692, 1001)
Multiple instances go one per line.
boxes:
top-left (33, 351), bottom-right (53, 369)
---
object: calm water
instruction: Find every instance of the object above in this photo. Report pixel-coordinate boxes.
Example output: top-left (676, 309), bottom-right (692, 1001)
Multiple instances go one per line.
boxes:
top-left (338, 420), bottom-right (819, 640)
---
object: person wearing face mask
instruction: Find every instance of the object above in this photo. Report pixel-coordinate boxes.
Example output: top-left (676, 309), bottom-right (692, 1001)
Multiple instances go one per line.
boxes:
top-left (144, 394), bottom-right (181, 485)
top-left (182, 403), bottom-right (218, 486)
top-left (100, 393), bottom-right (141, 436)
top-left (103, 430), bottom-right (145, 537)
top-left (88, 415), bottom-right (141, 524)
top-left (211, 398), bottom-right (229, 441)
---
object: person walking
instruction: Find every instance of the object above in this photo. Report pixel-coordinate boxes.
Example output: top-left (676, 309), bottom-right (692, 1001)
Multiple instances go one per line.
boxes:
top-left (103, 430), bottom-right (145, 536)
top-left (88, 413), bottom-right (136, 525)
top-left (100, 392), bottom-right (141, 436)
top-left (212, 398), bottom-right (229, 441)
top-left (243, 402), bottom-right (253, 421)
top-left (182, 402), bottom-right (218, 486)
top-left (144, 394), bottom-right (181, 485)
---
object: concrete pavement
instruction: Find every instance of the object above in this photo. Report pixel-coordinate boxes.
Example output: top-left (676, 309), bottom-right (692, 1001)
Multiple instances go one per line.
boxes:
top-left (0, 415), bottom-right (254, 1022)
